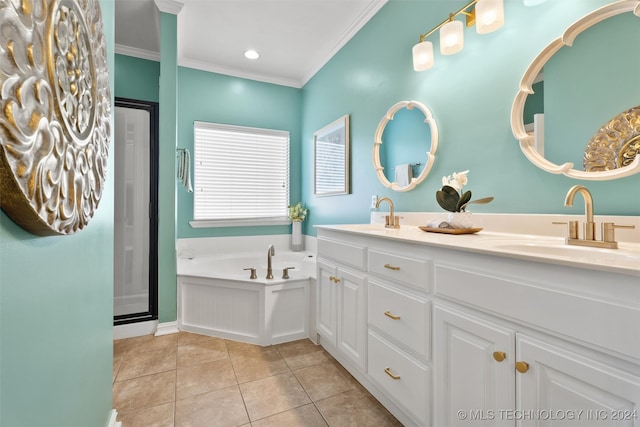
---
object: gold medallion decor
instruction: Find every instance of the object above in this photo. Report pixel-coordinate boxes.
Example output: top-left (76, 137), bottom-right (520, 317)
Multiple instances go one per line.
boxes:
top-left (0, 0), bottom-right (111, 235)
top-left (583, 106), bottom-right (640, 173)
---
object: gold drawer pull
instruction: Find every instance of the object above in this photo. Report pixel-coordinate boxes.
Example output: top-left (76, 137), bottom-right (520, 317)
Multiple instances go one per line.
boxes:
top-left (329, 276), bottom-right (340, 283)
top-left (384, 263), bottom-right (400, 271)
top-left (515, 361), bottom-right (529, 374)
top-left (493, 351), bottom-right (506, 362)
top-left (384, 310), bottom-right (401, 320)
top-left (384, 367), bottom-right (401, 380)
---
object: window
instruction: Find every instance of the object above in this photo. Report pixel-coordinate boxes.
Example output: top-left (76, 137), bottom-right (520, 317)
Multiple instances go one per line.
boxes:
top-left (192, 121), bottom-right (290, 227)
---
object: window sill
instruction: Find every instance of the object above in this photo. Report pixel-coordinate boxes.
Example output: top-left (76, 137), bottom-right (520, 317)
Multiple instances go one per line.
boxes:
top-left (190, 218), bottom-right (292, 228)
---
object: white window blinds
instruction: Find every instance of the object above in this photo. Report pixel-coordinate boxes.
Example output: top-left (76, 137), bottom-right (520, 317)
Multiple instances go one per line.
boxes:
top-left (193, 121), bottom-right (290, 225)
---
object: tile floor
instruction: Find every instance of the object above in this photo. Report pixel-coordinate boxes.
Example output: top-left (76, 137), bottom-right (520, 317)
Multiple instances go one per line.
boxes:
top-left (113, 332), bottom-right (402, 426)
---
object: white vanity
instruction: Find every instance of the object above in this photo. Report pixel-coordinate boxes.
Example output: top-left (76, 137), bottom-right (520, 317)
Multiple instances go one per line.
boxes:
top-left (315, 216), bottom-right (640, 427)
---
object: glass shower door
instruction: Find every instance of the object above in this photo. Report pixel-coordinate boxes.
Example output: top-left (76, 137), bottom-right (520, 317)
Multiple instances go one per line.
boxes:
top-left (114, 98), bottom-right (158, 324)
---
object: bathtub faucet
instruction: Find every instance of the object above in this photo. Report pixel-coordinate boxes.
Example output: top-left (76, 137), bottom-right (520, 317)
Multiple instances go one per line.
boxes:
top-left (266, 244), bottom-right (275, 279)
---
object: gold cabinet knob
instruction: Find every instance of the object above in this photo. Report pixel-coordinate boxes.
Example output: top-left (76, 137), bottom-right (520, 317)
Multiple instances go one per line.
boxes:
top-left (515, 361), bottom-right (529, 373)
top-left (493, 351), bottom-right (506, 362)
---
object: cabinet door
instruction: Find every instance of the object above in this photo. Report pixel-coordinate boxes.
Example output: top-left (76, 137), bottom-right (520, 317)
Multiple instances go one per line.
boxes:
top-left (517, 334), bottom-right (640, 427)
top-left (435, 304), bottom-right (516, 426)
top-left (317, 260), bottom-right (337, 342)
top-left (337, 267), bottom-right (368, 371)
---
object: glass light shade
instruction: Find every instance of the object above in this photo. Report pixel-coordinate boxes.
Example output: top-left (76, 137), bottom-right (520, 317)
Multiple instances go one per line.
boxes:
top-left (475, 0), bottom-right (504, 34)
top-left (412, 41), bottom-right (434, 71)
top-left (440, 20), bottom-right (464, 55)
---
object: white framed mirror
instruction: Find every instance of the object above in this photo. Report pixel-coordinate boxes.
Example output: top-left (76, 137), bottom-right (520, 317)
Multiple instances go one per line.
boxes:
top-left (511, 0), bottom-right (640, 180)
top-left (314, 115), bottom-right (349, 196)
top-left (373, 100), bottom-right (439, 192)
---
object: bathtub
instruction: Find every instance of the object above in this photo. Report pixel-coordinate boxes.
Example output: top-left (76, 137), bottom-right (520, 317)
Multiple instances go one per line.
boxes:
top-left (177, 249), bottom-right (316, 346)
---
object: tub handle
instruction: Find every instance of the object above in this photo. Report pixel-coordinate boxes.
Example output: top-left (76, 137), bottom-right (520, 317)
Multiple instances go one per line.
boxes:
top-left (243, 267), bottom-right (257, 279)
top-left (282, 267), bottom-right (296, 279)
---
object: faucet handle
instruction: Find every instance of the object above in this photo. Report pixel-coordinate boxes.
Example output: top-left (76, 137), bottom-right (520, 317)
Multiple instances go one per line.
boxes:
top-left (243, 267), bottom-right (257, 279)
top-left (282, 267), bottom-right (295, 279)
top-left (602, 222), bottom-right (635, 243)
top-left (385, 215), bottom-right (400, 229)
top-left (552, 221), bottom-right (579, 240)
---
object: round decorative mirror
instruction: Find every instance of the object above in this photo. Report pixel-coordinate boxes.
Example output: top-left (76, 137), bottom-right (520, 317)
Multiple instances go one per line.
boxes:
top-left (373, 100), bottom-right (439, 192)
top-left (510, 0), bottom-right (640, 180)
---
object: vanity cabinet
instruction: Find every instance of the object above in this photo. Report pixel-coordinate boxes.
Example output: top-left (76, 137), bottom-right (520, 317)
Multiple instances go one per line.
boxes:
top-left (316, 239), bottom-right (368, 372)
top-left (434, 304), bottom-right (515, 426)
top-left (316, 226), bottom-right (640, 427)
top-left (435, 303), bottom-right (640, 426)
top-left (517, 335), bottom-right (640, 426)
top-left (367, 245), bottom-right (433, 425)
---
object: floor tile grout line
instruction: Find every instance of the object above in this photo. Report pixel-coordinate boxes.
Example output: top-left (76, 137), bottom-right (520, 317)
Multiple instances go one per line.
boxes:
top-left (224, 340), bottom-right (253, 425)
top-left (276, 345), bottom-right (333, 426)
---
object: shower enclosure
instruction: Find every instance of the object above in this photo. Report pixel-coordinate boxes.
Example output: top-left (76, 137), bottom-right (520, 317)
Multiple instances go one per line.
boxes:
top-left (113, 98), bottom-right (159, 325)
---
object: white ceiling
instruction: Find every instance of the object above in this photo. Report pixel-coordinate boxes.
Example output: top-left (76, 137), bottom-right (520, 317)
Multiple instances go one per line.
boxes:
top-left (115, 0), bottom-right (388, 88)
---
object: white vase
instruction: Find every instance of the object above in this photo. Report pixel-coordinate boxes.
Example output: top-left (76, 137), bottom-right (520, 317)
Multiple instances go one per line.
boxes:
top-left (447, 211), bottom-right (473, 229)
top-left (291, 221), bottom-right (304, 252)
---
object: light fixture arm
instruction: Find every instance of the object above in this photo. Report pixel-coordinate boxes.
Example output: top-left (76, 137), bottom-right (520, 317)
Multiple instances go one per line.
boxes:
top-left (418, 0), bottom-right (479, 42)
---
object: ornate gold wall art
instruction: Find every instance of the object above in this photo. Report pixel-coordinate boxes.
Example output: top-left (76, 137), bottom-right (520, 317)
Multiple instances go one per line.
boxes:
top-left (0, 0), bottom-right (111, 235)
top-left (583, 106), bottom-right (640, 173)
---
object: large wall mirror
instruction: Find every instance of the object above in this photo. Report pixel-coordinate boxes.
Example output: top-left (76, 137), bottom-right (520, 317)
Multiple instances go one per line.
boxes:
top-left (511, 0), bottom-right (640, 180)
top-left (373, 100), bottom-right (439, 192)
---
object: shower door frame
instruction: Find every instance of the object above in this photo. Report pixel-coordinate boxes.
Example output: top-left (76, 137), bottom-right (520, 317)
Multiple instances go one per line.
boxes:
top-left (114, 97), bottom-right (159, 325)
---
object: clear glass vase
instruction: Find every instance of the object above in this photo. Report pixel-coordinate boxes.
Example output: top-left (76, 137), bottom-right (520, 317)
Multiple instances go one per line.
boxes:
top-left (291, 221), bottom-right (304, 252)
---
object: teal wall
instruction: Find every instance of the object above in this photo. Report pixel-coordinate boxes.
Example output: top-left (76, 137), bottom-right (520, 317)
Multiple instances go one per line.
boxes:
top-left (301, 0), bottom-right (640, 236)
top-left (0, 0), bottom-right (115, 425)
top-left (175, 67), bottom-right (303, 239)
top-left (114, 54), bottom-right (160, 102)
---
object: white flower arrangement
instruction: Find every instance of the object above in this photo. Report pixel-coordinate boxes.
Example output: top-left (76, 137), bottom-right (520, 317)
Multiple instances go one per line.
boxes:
top-left (288, 202), bottom-right (308, 222)
top-left (437, 170), bottom-right (493, 213)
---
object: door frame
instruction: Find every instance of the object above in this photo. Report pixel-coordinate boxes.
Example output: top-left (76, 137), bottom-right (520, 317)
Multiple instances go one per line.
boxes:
top-left (114, 97), bottom-right (159, 325)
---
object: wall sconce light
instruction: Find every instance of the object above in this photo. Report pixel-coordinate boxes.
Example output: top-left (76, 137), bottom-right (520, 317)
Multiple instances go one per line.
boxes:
top-left (412, 0), bottom-right (504, 71)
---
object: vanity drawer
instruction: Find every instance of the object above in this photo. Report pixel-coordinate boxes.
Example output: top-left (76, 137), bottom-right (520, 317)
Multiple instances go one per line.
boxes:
top-left (368, 249), bottom-right (430, 291)
top-left (317, 238), bottom-right (367, 271)
top-left (369, 280), bottom-right (431, 359)
top-left (368, 331), bottom-right (430, 426)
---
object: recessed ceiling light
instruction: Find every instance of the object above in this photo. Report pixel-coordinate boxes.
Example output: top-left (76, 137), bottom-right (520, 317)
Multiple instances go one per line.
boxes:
top-left (244, 50), bottom-right (260, 60)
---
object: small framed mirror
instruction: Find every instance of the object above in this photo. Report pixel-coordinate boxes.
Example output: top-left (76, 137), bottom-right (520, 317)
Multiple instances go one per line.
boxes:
top-left (373, 100), bottom-right (439, 192)
top-left (314, 115), bottom-right (350, 196)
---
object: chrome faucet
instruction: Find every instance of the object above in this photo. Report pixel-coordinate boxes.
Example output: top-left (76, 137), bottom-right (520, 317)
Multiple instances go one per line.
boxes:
top-left (564, 185), bottom-right (595, 241)
top-left (376, 197), bottom-right (400, 229)
top-left (561, 185), bottom-right (634, 249)
top-left (266, 244), bottom-right (275, 279)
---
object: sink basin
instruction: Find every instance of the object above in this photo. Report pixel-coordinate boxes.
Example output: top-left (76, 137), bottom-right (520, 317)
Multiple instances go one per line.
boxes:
top-left (494, 241), bottom-right (640, 262)
top-left (333, 224), bottom-right (396, 231)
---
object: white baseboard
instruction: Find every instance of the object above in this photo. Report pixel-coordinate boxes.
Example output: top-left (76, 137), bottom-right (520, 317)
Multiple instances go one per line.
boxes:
top-left (106, 409), bottom-right (122, 427)
top-left (113, 320), bottom-right (158, 340)
top-left (155, 321), bottom-right (179, 336)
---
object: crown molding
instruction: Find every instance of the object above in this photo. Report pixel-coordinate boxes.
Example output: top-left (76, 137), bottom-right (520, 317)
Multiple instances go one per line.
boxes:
top-left (115, 44), bottom-right (160, 62)
top-left (179, 57), bottom-right (302, 89)
top-left (154, 0), bottom-right (184, 15)
top-left (300, 0), bottom-right (388, 86)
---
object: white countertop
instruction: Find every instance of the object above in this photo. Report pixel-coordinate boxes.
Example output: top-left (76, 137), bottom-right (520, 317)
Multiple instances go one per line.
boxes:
top-left (316, 223), bottom-right (640, 276)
